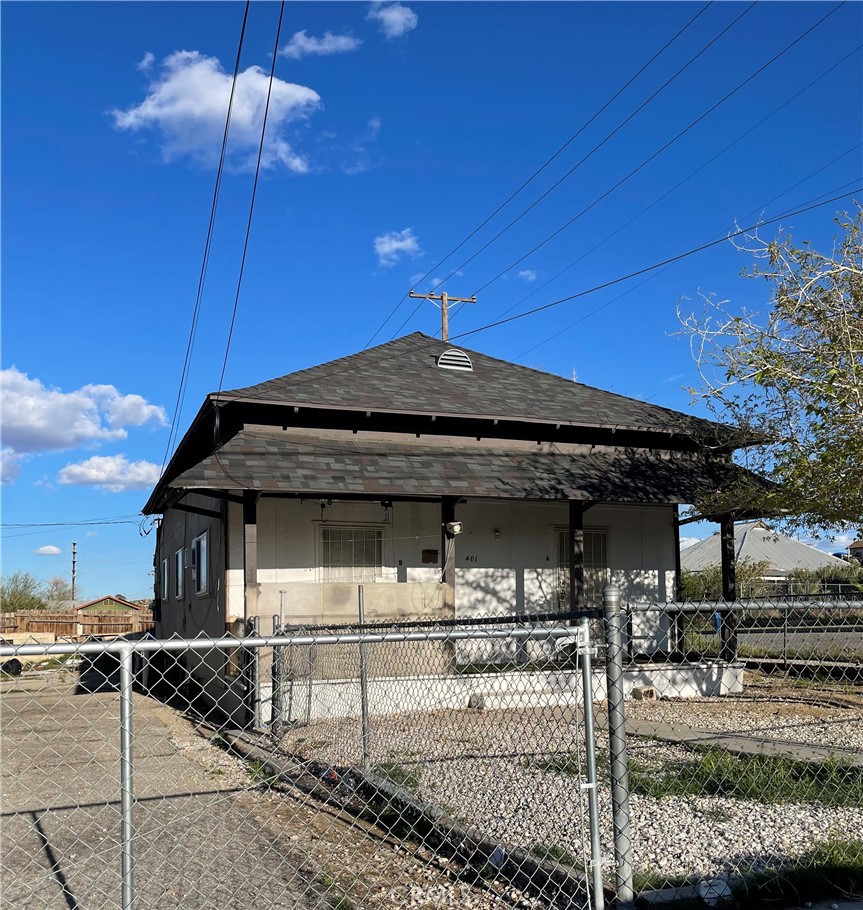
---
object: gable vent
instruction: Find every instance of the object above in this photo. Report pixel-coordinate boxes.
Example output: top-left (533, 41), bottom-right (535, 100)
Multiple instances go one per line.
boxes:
top-left (437, 349), bottom-right (473, 372)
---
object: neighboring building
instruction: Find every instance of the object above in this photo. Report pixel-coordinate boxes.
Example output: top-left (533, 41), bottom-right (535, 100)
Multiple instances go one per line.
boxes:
top-left (849, 540), bottom-right (863, 565)
top-left (143, 332), bottom-right (762, 715)
top-left (681, 520), bottom-right (848, 587)
top-left (75, 596), bottom-right (144, 613)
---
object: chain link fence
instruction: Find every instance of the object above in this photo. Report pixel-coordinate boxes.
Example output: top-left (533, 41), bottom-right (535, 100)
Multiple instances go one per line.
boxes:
top-left (1, 610), bottom-right (607, 910)
top-left (608, 593), bottom-right (863, 907)
top-left (3, 588), bottom-right (862, 909)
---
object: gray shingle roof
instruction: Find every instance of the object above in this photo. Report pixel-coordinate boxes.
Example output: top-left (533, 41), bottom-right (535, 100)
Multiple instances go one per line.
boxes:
top-left (681, 521), bottom-right (848, 576)
top-left (170, 427), bottom-right (757, 504)
top-left (219, 332), bottom-right (729, 438)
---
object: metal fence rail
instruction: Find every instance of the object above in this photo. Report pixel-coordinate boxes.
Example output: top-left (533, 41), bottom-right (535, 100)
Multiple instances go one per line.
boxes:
top-left (1, 612), bottom-right (605, 910)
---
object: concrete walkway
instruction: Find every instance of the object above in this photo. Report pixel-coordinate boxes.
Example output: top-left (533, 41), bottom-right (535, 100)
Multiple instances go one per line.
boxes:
top-left (624, 716), bottom-right (863, 767)
top-left (0, 671), bottom-right (318, 910)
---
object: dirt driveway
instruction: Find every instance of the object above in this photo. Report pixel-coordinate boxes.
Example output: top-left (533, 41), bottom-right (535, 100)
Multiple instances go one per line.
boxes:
top-left (0, 671), bottom-right (320, 910)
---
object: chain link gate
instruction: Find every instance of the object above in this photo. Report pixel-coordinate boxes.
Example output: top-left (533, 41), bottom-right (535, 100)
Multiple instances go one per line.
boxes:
top-left (1, 609), bottom-right (606, 910)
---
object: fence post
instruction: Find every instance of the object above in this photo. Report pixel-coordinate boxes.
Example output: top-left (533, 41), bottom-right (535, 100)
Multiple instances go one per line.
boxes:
top-left (579, 617), bottom-right (605, 910)
top-left (119, 646), bottom-right (136, 910)
top-left (358, 585), bottom-right (371, 773)
top-left (271, 615), bottom-right (284, 743)
top-left (603, 584), bottom-right (634, 909)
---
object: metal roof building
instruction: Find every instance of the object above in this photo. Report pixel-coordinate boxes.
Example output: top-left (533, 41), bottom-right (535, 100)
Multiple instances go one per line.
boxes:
top-left (681, 521), bottom-right (847, 577)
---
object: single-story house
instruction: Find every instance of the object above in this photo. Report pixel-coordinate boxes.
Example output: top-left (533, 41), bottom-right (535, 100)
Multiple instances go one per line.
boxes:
top-left (849, 540), bottom-right (863, 565)
top-left (75, 596), bottom-right (144, 613)
top-left (681, 521), bottom-right (848, 593)
top-left (143, 332), bottom-right (764, 717)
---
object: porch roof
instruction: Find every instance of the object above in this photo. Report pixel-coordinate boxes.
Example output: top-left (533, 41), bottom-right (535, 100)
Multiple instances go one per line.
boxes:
top-left (162, 427), bottom-right (764, 506)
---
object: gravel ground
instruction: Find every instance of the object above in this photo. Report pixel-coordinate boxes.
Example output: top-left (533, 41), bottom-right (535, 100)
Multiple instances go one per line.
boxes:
top-left (281, 692), bottom-right (863, 886)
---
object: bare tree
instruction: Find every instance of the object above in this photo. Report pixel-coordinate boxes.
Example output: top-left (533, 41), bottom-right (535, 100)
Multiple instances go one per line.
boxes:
top-left (679, 206), bottom-right (862, 533)
top-left (44, 576), bottom-right (76, 607)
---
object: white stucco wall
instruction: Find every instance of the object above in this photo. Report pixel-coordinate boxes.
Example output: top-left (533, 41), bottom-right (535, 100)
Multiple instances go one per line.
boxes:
top-left (224, 498), bottom-right (677, 625)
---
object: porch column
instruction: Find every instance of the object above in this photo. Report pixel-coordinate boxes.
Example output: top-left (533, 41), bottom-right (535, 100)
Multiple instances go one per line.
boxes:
top-left (243, 491), bottom-right (261, 621)
top-left (568, 501), bottom-right (586, 612)
top-left (441, 497), bottom-right (458, 614)
top-left (671, 505), bottom-right (685, 657)
top-left (719, 514), bottom-right (738, 661)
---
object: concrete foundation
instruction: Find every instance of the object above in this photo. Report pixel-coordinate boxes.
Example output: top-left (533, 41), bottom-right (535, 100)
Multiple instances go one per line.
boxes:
top-left (260, 661), bottom-right (745, 724)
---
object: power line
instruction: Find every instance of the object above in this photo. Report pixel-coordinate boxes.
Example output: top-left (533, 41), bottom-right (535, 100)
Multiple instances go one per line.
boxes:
top-left (216, 0), bottom-right (286, 396)
top-left (390, 2), bottom-right (761, 341)
top-left (451, 188), bottom-right (859, 343)
top-left (361, 1), bottom-right (715, 348)
top-left (516, 173), bottom-right (862, 358)
top-left (490, 47), bottom-right (862, 326)
top-left (161, 1), bottom-right (251, 473)
top-left (464, 1), bottom-right (846, 301)
top-left (1, 517), bottom-right (142, 528)
top-left (416, 3), bottom-right (759, 313)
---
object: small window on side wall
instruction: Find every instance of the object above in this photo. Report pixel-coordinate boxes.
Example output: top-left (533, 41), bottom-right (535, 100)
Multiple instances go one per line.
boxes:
top-left (174, 549), bottom-right (184, 599)
top-left (192, 532), bottom-right (209, 595)
top-left (161, 558), bottom-right (169, 600)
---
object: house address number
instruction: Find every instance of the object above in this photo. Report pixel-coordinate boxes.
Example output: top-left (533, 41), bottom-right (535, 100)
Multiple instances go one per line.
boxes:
top-left (464, 555), bottom-right (478, 562)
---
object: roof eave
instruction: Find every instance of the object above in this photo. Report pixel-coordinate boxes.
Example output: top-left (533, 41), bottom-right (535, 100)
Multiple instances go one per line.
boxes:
top-left (207, 393), bottom-right (738, 444)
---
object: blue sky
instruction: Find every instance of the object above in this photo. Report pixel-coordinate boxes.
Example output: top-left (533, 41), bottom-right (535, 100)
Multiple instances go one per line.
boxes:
top-left (2, 1), bottom-right (861, 599)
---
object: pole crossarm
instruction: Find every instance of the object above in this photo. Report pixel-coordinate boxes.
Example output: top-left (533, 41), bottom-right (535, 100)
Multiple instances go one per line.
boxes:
top-left (409, 289), bottom-right (477, 341)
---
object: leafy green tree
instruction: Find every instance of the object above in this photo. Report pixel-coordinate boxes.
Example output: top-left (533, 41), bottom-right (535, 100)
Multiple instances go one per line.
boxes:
top-left (679, 560), bottom-right (771, 600)
top-left (0, 571), bottom-right (48, 612)
top-left (680, 206), bottom-right (863, 534)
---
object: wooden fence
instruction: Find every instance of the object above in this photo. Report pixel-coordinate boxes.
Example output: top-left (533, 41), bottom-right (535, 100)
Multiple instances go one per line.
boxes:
top-left (0, 609), bottom-right (154, 640)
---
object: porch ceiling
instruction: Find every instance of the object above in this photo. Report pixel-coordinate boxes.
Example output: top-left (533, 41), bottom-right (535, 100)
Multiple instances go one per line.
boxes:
top-left (165, 428), bottom-right (765, 506)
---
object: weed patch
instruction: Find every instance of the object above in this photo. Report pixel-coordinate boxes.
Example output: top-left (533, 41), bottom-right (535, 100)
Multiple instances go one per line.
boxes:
top-left (631, 749), bottom-right (863, 806)
top-left (373, 762), bottom-right (421, 793)
top-left (734, 838), bottom-right (863, 907)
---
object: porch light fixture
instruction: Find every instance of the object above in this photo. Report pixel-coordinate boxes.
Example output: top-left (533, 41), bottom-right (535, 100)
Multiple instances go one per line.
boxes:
top-left (445, 521), bottom-right (464, 536)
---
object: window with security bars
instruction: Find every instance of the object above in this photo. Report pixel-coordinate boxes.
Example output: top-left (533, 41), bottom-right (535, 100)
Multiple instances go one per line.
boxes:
top-left (321, 527), bottom-right (384, 582)
top-left (556, 529), bottom-right (609, 608)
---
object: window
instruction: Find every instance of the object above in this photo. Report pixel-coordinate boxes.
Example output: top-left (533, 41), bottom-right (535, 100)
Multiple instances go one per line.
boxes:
top-left (556, 529), bottom-right (609, 608)
top-left (321, 526), bottom-right (384, 582)
top-left (161, 558), bottom-right (169, 600)
top-left (192, 532), bottom-right (208, 595)
top-left (174, 549), bottom-right (184, 599)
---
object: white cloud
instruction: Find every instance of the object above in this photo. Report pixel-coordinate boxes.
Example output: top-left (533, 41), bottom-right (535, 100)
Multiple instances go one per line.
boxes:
top-left (1, 368), bottom-right (166, 457)
top-left (518, 270), bottom-right (538, 282)
top-left (0, 369), bottom-right (166, 484)
top-left (374, 227), bottom-right (422, 267)
top-left (804, 532), bottom-right (857, 554)
top-left (136, 51), bottom-right (155, 73)
top-left (58, 455), bottom-right (161, 493)
top-left (1, 448), bottom-right (23, 484)
top-left (112, 50), bottom-right (321, 172)
top-left (34, 545), bottom-right (61, 556)
top-left (679, 536), bottom-right (701, 550)
top-left (367, 2), bottom-right (418, 39)
top-left (281, 30), bottom-right (362, 60)
top-left (341, 115), bottom-right (383, 175)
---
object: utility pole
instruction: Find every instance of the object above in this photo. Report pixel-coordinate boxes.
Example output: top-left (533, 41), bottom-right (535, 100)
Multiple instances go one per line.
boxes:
top-left (71, 541), bottom-right (77, 605)
top-left (408, 290), bottom-right (476, 342)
